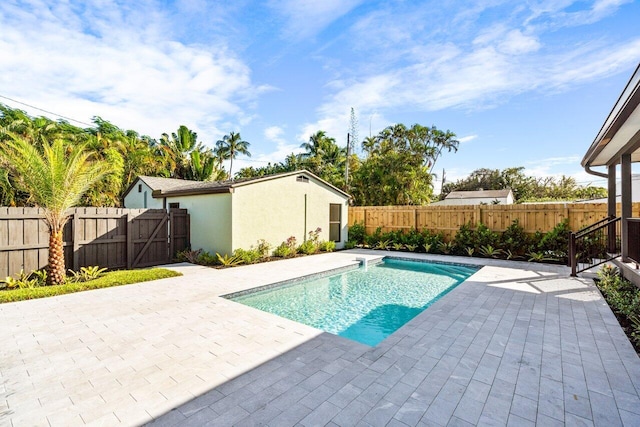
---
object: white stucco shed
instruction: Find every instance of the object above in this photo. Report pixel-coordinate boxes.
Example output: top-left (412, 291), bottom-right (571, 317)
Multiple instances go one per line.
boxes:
top-left (123, 170), bottom-right (350, 256)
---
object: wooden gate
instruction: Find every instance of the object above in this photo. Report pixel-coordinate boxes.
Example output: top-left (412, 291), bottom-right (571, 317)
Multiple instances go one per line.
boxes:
top-left (0, 207), bottom-right (190, 278)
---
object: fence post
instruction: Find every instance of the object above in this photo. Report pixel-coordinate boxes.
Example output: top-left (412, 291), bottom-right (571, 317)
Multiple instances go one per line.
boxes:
top-left (169, 210), bottom-right (175, 261)
top-left (569, 232), bottom-right (577, 276)
top-left (127, 213), bottom-right (134, 269)
top-left (72, 211), bottom-right (80, 271)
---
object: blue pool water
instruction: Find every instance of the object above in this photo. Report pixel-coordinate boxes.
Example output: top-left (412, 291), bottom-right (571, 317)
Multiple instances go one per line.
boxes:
top-left (229, 258), bottom-right (479, 346)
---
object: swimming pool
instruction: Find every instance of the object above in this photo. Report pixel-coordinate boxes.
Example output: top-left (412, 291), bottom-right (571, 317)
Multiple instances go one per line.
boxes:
top-left (227, 258), bottom-right (479, 346)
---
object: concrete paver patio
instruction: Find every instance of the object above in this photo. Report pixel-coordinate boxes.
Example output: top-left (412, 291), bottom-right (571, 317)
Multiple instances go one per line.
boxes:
top-left (1, 250), bottom-right (639, 426)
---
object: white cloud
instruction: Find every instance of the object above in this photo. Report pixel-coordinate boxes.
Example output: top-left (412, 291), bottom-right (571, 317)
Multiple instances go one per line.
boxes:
top-left (268, 0), bottom-right (364, 39)
top-left (0, 0), bottom-right (265, 142)
top-left (232, 124), bottom-right (304, 171)
top-left (458, 135), bottom-right (478, 143)
top-left (299, 0), bottom-right (640, 142)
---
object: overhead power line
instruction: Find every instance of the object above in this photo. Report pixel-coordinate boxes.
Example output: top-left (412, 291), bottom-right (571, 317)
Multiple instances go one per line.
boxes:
top-left (0, 94), bottom-right (94, 127)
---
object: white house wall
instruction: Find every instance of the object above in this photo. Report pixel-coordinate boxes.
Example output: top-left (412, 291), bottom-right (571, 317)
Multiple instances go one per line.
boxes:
top-left (231, 174), bottom-right (349, 251)
top-left (123, 180), bottom-right (164, 209)
top-left (165, 193), bottom-right (233, 255)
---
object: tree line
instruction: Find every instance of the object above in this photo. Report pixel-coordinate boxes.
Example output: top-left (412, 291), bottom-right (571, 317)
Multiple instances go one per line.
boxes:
top-left (0, 103), bottom-right (604, 207)
top-left (440, 167), bottom-right (606, 203)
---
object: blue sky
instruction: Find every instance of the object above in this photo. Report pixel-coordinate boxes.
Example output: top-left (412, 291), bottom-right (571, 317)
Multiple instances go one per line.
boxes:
top-left (1, 0), bottom-right (639, 192)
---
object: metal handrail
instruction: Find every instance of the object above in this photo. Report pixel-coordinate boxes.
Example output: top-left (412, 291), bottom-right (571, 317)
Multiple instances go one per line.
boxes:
top-left (570, 216), bottom-right (621, 276)
top-left (575, 215), bottom-right (616, 237)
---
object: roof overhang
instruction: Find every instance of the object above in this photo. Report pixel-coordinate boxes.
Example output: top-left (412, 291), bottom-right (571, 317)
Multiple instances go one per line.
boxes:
top-left (582, 63), bottom-right (640, 168)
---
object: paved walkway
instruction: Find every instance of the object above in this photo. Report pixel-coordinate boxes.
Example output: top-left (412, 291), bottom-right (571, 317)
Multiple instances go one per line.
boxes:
top-left (1, 251), bottom-right (639, 426)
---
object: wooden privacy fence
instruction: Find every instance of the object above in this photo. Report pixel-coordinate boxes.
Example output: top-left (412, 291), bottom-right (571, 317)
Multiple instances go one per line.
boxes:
top-left (348, 203), bottom-right (640, 240)
top-left (0, 207), bottom-right (190, 279)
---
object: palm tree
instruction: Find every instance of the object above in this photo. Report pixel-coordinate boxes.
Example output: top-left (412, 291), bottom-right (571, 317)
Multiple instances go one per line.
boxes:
top-left (300, 130), bottom-right (334, 158)
top-left (215, 131), bottom-right (251, 178)
top-left (159, 125), bottom-right (198, 178)
top-left (0, 134), bottom-right (111, 285)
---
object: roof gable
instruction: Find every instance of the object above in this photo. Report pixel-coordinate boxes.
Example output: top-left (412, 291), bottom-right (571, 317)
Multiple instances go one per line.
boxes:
top-left (124, 170), bottom-right (350, 199)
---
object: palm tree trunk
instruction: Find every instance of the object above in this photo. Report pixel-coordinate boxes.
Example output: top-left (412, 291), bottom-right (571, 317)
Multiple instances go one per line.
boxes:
top-left (47, 229), bottom-right (66, 286)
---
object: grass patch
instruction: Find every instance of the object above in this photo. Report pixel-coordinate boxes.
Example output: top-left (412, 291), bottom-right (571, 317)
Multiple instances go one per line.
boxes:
top-left (0, 268), bottom-right (182, 304)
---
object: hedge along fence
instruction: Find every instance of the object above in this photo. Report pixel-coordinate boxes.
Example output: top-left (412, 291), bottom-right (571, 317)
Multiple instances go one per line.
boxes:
top-left (348, 203), bottom-right (640, 240)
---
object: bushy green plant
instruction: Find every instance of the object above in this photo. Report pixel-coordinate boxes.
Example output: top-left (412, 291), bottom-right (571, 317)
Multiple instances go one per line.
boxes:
top-left (364, 227), bottom-right (383, 247)
top-left (500, 219), bottom-right (529, 257)
top-left (233, 248), bottom-right (261, 264)
top-left (375, 239), bottom-right (391, 250)
top-left (298, 239), bottom-right (318, 255)
top-left (348, 222), bottom-right (366, 245)
top-left (596, 265), bottom-right (640, 348)
top-left (197, 251), bottom-right (219, 266)
top-left (538, 219), bottom-right (571, 262)
top-left (391, 242), bottom-right (404, 251)
top-left (175, 249), bottom-right (202, 263)
top-left (274, 236), bottom-right (297, 257)
top-left (255, 239), bottom-right (272, 258)
top-left (344, 240), bottom-right (357, 249)
top-left (422, 229), bottom-right (444, 252)
top-left (453, 223), bottom-right (475, 254)
top-left (400, 229), bottom-right (424, 247)
top-left (474, 223), bottom-right (500, 249)
top-left (405, 243), bottom-right (418, 252)
top-left (319, 241), bottom-right (336, 252)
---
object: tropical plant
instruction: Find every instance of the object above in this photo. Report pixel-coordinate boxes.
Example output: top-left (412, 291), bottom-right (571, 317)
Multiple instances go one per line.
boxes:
top-left (479, 245), bottom-right (503, 258)
top-left (216, 253), bottom-right (244, 266)
top-left (68, 266), bottom-right (108, 283)
top-left (215, 131), bottom-right (251, 178)
top-left (0, 134), bottom-right (111, 285)
top-left (1, 269), bottom-right (43, 289)
top-left (392, 242), bottom-right (404, 251)
top-left (405, 243), bottom-right (418, 252)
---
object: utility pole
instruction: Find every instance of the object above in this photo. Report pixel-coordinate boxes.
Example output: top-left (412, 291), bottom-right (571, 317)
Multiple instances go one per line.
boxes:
top-left (344, 132), bottom-right (351, 186)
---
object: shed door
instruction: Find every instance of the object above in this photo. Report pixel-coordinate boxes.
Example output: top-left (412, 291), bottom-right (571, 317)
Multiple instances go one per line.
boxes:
top-left (329, 204), bottom-right (341, 242)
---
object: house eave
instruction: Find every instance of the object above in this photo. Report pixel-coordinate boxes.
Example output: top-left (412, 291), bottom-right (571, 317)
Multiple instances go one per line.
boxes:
top-left (582, 63), bottom-right (640, 169)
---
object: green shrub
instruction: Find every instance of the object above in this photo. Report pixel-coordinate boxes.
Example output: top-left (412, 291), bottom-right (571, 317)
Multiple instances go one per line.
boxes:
top-left (233, 248), bottom-right (262, 264)
top-left (364, 227), bottom-right (383, 247)
top-left (256, 239), bottom-right (272, 258)
top-left (422, 229), bottom-right (444, 252)
top-left (344, 240), bottom-right (357, 249)
top-left (453, 223), bottom-right (475, 254)
top-left (596, 265), bottom-right (640, 348)
top-left (348, 222), bottom-right (366, 245)
top-left (0, 269), bottom-right (182, 303)
top-left (400, 229), bottom-right (424, 247)
top-left (319, 241), bottom-right (336, 252)
top-left (501, 219), bottom-right (529, 257)
top-left (538, 219), bottom-right (571, 261)
top-left (274, 236), bottom-right (297, 257)
top-left (298, 239), bottom-right (318, 255)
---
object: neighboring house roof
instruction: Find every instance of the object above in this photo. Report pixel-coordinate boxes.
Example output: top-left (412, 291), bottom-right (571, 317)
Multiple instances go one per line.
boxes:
top-left (122, 170), bottom-right (350, 200)
top-left (444, 189), bottom-right (513, 200)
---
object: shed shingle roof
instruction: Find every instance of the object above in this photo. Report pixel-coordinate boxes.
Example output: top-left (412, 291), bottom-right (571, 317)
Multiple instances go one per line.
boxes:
top-left (124, 170), bottom-right (350, 199)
